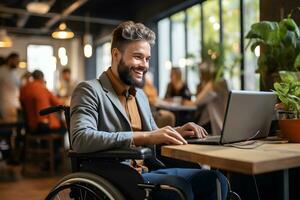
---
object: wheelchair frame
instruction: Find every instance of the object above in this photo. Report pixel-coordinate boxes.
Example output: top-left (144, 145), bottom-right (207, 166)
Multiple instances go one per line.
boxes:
top-left (41, 105), bottom-right (187, 200)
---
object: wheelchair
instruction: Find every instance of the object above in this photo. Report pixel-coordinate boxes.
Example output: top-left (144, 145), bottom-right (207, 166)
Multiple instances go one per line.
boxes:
top-left (40, 105), bottom-right (240, 200)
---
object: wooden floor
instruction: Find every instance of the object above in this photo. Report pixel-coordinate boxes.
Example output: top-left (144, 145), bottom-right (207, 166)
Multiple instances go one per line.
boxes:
top-left (0, 176), bottom-right (62, 200)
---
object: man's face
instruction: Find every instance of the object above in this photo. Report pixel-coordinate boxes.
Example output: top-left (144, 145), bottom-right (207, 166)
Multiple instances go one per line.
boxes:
top-left (62, 72), bottom-right (70, 81)
top-left (9, 57), bottom-right (20, 69)
top-left (116, 41), bottom-right (151, 88)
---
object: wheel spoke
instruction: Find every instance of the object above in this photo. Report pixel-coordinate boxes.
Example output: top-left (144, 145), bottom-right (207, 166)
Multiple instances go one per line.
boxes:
top-left (80, 188), bottom-right (83, 200)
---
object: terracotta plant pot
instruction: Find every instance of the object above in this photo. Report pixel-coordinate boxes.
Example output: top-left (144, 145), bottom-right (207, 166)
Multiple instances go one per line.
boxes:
top-left (279, 119), bottom-right (300, 143)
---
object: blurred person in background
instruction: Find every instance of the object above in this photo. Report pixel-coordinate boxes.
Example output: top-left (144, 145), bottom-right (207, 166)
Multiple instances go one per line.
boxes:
top-left (0, 56), bottom-right (5, 66)
top-left (143, 72), bottom-right (175, 128)
top-left (20, 70), bottom-right (65, 135)
top-left (0, 53), bottom-right (21, 122)
top-left (56, 67), bottom-right (78, 105)
top-left (20, 71), bottom-right (32, 87)
top-left (165, 67), bottom-right (191, 103)
top-left (194, 60), bottom-right (229, 135)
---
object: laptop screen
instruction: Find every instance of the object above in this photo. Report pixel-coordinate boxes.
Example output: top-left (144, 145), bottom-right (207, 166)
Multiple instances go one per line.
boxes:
top-left (220, 90), bottom-right (277, 144)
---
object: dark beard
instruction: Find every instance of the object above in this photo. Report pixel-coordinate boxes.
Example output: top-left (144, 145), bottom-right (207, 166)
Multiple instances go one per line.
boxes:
top-left (117, 58), bottom-right (147, 88)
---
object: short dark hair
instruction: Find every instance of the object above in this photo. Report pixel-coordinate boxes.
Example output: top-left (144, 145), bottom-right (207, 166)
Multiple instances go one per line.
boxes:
top-left (62, 67), bottom-right (71, 74)
top-left (32, 70), bottom-right (44, 80)
top-left (111, 21), bottom-right (156, 52)
top-left (171, 67), bottom-right (182, 80)
top-left (6, 52), bottom-right (19, 62)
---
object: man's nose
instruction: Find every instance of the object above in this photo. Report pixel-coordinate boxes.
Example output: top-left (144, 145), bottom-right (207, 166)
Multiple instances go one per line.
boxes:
top-left (140, 58), bottom-right (149, 68)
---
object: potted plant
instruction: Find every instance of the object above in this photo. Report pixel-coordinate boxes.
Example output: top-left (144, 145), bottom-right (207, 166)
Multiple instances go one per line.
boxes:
top-left (246, 16), bottom-right (300, 91)
top-left (273, 71), bottom-right (300, 142)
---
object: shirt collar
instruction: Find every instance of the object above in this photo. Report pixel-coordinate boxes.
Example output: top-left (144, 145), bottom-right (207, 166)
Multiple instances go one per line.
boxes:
top-left (106, 67), bottom-right (136, 97)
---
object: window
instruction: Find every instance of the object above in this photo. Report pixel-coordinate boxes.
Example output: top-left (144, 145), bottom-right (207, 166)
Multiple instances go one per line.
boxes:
top-left (96, 42), bottom-right (111, 76)
top-left (203, 0), bottom-right (220, 45)
top-left (27, 45), bottom-right (55, 90)
top-left (187, 4), bottom-right (201, 94)
top-left (244, 0), bottom-right (260, 90)
top-left (157, 0), bottom-right (260, 95)
top-left (222, 0), bottom-right (241, 89)
top-left (171, 12), bottom-right (186, 68)
top-left (158, 18), bottom-right (171, 97)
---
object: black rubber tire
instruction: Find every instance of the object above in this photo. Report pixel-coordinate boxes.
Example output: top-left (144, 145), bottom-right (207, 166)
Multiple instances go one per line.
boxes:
top-left (45, 172), bottom-right (126, 200)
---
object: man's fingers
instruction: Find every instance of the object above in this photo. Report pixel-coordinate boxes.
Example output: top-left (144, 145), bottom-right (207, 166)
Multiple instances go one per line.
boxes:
top-left (165, 135), bottom-right (184, 145)
top-left (167, 129), bottom-right (187, 144)
top-left (201, 127), bottom-right (208, 135)
top-left (181, 130), bottom-right (195, 137)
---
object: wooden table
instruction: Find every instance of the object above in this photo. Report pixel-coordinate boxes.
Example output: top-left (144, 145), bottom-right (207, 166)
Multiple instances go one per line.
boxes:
top-left (155, 100), bottom-right (197, 112)
top-left (161, 143), bottom-right (300, 200)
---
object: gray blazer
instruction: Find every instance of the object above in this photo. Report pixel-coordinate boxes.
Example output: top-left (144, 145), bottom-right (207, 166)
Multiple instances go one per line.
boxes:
top-left (70, 72), bottom-right (158, 153)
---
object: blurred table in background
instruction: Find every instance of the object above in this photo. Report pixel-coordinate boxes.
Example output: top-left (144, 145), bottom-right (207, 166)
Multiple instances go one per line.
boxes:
top-left (0, 120), bottom-right (25, 164)
top-left (154, 99), bottom-right (197, 126)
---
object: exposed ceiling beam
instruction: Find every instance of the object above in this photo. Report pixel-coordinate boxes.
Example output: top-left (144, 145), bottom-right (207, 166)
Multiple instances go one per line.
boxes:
top-left (17, 13), bottom-right (30, 28)
top-left (0, 6), bottom-right (56, 18)
top-left (16, 0), bottom-right (56, 28)
top-left (43, 0), bottom-right (89, 31)
top-left (2, 26), bottom-right (51, 35)
top-left (0, 5), bottom-right (122, 25)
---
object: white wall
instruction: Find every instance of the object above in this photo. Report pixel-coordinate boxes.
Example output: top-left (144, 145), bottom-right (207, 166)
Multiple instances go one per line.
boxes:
top-left (0, 34), bottom-right (85, 82)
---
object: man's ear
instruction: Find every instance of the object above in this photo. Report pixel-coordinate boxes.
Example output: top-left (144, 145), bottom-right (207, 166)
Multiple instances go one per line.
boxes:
top-left (111, 48), bottom-right (120, 60)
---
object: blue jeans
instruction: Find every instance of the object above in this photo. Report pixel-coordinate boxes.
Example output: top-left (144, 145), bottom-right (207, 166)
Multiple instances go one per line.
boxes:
top-left (142, 168), bottom-right (228, 200)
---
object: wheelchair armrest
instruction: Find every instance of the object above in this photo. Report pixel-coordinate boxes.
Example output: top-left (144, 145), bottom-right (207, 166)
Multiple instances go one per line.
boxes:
top-left (68, 147), bottom-right (153, 160)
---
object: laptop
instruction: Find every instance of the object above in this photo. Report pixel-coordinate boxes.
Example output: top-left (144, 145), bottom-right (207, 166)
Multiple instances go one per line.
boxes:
top-left (187, 90), bottom-right (277, 145)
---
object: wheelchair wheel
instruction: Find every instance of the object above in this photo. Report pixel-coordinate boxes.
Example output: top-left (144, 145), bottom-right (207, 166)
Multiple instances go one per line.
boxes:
top-left (45, 172), bottom-right (125, 200)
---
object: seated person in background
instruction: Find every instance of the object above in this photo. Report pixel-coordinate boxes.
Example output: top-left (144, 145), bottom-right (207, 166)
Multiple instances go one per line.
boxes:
top-left (71, 21), bottom-right (228, 200)
top-left (195, 61), bottom-right (229, 135)
top-left (143, 73), bottom-right (175, 127)
top-left (165, 67), bottom-right (192, 102)
top-left (20, 70), bottom-right (65, 135)
top-left (20, 71), bottom-right (32, 87)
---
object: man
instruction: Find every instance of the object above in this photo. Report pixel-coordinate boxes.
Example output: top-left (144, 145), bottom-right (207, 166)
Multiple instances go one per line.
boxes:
top-left (71, 21), bottom-right (228, 200)
top-left (0, 53), bottom-right (21, 122)
top-left (20, 70), bottom-right (65, 134)
top-left (57, 67), bottom-right (78, 105)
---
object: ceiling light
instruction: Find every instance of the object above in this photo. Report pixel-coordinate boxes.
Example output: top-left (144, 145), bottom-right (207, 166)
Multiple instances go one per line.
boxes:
top-left (26, 2), bottom-right (51, 14)
top-left (83, 33), bottom-right (93, 58)
top-left (52, 23), bottom-right (74, 39)
top-left (58, 47), bottom-right (66, 58)
top-left (0, 29), bottom-right (12, 48)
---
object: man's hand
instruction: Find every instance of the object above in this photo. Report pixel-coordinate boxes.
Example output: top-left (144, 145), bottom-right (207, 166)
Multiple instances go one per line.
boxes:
top-left (175, 122), bottom-right (207, 139)
top-left (133, 126), bottom-right (187, 146)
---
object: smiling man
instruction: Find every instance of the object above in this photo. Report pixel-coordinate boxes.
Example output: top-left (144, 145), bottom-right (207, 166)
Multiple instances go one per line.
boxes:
top-left (70, 21), bottom-right (229, 200)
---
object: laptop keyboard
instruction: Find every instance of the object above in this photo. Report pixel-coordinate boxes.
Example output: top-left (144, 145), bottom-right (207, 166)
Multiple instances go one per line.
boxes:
top-left (187, 135), bottom-right (221, 143)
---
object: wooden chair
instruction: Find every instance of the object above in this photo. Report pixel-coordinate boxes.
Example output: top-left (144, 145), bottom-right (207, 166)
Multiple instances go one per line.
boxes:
top-left (20, 104), bottom-right (66, 176)
top-left (23, 131), bottom-right (65, 176)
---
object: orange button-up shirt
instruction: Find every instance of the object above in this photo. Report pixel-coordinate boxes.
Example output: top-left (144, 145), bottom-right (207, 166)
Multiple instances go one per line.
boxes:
top-left (106, 68), bottom-right (147, 173)
top-left (106, 68), bottom-right (142, 131)
top-left (20, 80), bottom-right (63, 131)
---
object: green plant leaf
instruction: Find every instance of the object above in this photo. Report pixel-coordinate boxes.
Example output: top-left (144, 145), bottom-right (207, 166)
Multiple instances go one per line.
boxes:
top-left (283, 31), bottom-right (297, 48)
top-left (250, 41), bottom-right (263, 52)
top-left (279, 71), bottom-right (296, 83)
top-left (245, 21), bottom-right (279, 42)
top-left (280, 18), bottom-right (300, 37)
top-left (294, 53), bottom-right (300, 69)
top-left (274, 82), bottom-right (289, 94)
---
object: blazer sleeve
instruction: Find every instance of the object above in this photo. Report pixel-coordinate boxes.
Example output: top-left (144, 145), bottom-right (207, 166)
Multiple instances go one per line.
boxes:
top-left (70, 81), bottom-right (133, 153)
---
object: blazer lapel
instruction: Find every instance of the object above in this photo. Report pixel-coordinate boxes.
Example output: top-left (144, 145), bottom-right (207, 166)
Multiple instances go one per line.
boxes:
top-left (136, 89), bottom-right (152, 131)
top-left (98, 73), bottom-right (131, 126)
